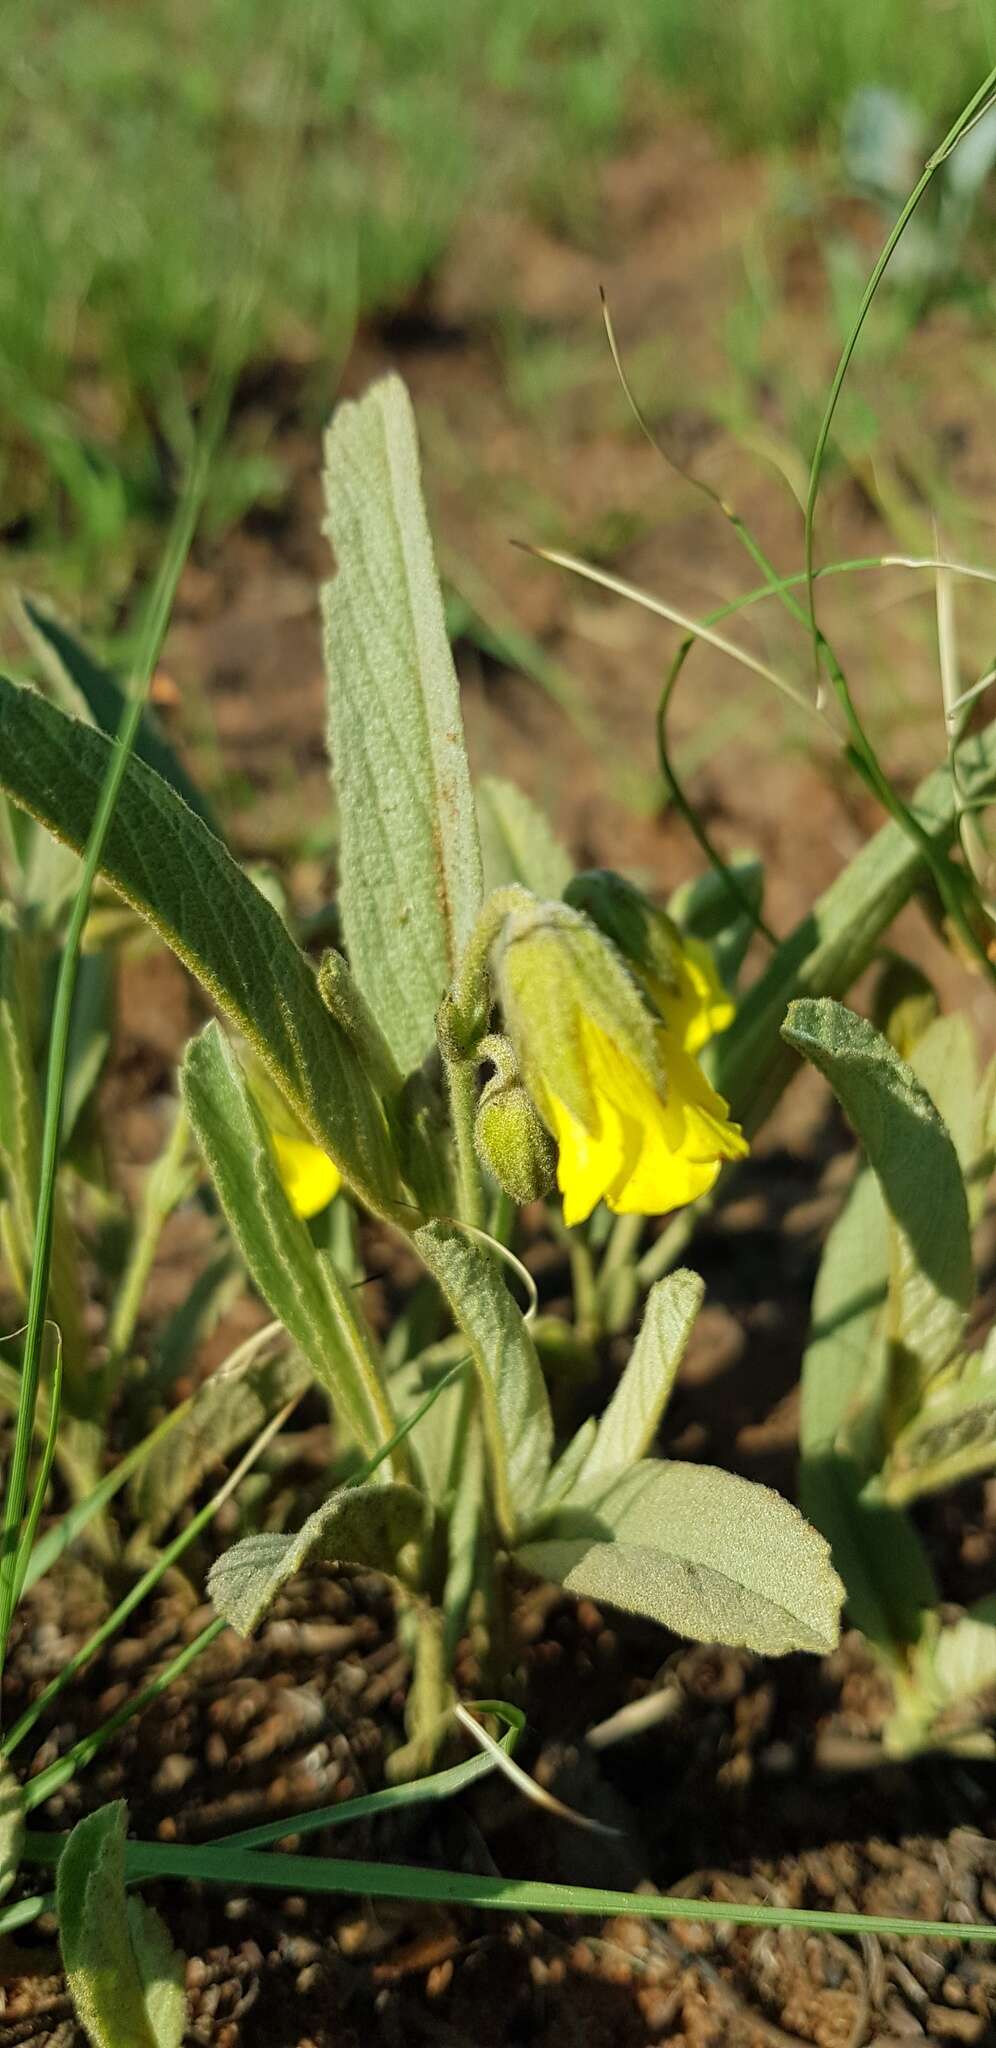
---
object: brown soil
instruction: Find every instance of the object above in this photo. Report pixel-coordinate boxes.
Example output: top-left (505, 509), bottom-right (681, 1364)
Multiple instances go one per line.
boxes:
top-left (3, 112), bottom-right (996, 2045)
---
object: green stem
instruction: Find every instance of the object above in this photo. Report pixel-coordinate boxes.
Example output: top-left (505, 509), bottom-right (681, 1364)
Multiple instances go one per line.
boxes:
top-left (444, 1049), bottom-right (486, 1230)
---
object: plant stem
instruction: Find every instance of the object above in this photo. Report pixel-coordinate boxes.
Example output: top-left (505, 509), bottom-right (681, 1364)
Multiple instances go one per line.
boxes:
top-left (106, 1105), bottom-right (193, 1368)
top-left (444, 1049), bottom-right (486, 1230)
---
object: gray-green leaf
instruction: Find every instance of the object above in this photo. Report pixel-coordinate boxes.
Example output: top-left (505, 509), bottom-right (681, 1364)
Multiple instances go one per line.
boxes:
top-left (208, 1479), bottom-right (427, 1634)
top-left (783, 999), bottom-right (972, 1394)
top-left (414, 1221), bottom-right (552, 1539)
top-left (478, 775), bottom-right (572, 899)
top-left (57, 1801), bottom-right (186, 2048)
top-left (0, 673), bottom-right (400, 1216)
top-left (322, 375), bottom-right (483, 1073)
top-left (578, 1270), bottom-right (703, 1486)
top-left (516, 1458), bottom-right (843, 1656)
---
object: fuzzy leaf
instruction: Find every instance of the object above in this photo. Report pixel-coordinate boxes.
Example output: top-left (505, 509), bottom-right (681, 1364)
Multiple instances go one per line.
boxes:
top-left (182, 1023), bottom-right (397, 1462)
top-left (929, 1599), bottom-right (996, 1711)
top-left (57, 1802), bottom-right (186, 2048)
top-left (783, 999), bottom-right (972, 1391)
top-left (0, 674), bottom-right (401, 1216)
top-left (322, 375), bottom-right (483, 1073)
top-left (0, 1761), bottom-right (24, 1903)
top-left (130, 1327), bottom-right (311, 1539)
top-left (801, 1164), bottom-right (890, 1475)
top-left (414, 1221), bottom-right (552, 1539)
top-left (579, 1270), bottom-right (703, 1485)
top-left (208, 1480), bottom-right (427, 1634)
top-left (516, 1459), bottom-right (843, 1656)
top-left (477, 775), bottom-right (572, 899)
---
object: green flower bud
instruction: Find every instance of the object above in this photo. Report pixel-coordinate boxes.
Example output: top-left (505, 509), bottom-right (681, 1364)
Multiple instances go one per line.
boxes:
top-left (473, 1036), bottom-right (557, 1203)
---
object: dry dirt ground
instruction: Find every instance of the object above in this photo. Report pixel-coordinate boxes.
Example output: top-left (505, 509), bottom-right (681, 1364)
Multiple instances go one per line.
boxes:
top-left (3, 115), bottom-right (996, 2046)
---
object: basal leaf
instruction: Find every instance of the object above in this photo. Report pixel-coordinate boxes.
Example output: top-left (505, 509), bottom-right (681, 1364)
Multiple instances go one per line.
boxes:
top-left (928, 1599), bottom-right (996, 1712)
top-left (0, 673), bottom-right (401, 1216)
top-left (57, 1801), bottom-right (186, 2048)
top-left (182, 1023), bottom-right (398, 1464)
top-left (414, 1221), bottom-right (552, 1540)
top-left (801, 1163), bottom-right (890, 1477)
top-left (208, 1480), bottom-right (427, 1635)
top-left (516, 1459), bottom-right (843, 1657)
top-left (578, 1269), bottom-right (703, 1485)
top-left (783, 999), bottom-right (972, 1394)
top-left (322, 375), bottom-right (483, 1073)
top-left (477, 775), bottom-right (572, 899)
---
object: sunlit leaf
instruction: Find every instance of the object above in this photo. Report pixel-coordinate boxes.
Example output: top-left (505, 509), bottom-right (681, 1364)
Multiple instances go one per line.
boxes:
top-left (57, 1801), bottom-right (186, 2048)
top-left (208, 1480), bottom-right (428, 1635)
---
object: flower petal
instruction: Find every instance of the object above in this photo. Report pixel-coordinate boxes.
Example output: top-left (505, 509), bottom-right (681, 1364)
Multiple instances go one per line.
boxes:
top-left (271, 1132), bottom-right (342, 1219)
top-left (649, 937), bottom-right (734, 1054)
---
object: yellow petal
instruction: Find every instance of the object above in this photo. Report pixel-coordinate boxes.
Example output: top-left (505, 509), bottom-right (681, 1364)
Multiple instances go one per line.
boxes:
top-left (546, 1080), bottom-right (634, 1228)
top-left (270, 1131), bottom-right (342, 1219)
top-left (648, 937), bottom-right (734, 1054)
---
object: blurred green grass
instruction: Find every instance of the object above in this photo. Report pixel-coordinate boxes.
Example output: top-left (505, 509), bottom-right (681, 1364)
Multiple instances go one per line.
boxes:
top-left (1, 0), bottom-right (992, 601)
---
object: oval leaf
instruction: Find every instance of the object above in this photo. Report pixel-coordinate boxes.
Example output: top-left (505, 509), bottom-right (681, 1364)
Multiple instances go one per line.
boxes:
top-left (57, 1801), bottom-right (186, 2048)
top-left (516, 1459), bottom-right (843, 1657)
top-left (208, 1479), bottom-right (427, 1635)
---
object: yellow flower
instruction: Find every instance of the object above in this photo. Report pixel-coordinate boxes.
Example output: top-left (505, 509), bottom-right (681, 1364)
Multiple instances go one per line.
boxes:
top-left (642, 935), bottom-right (734, 1055)
top-left (496, 898), bottom-right (746, 1227)
top-left (269, 1130), bottom-right (342, 1220)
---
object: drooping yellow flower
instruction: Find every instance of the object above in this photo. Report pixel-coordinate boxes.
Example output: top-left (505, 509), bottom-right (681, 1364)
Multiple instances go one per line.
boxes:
top-left (495, 897), bottom-right (746, 1227)
top-left (564, 868), bottom-right (734, 1055)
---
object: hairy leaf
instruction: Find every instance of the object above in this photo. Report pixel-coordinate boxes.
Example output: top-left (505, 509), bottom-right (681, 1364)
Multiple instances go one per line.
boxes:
top-left (57, 1802), bottom-right (186, 2048)
top-left (129, 1327), bottom-right (311, 1540)
top-left (182, 1023), bottom-right (397, 1463)
top-left (579, 1270), bottom-right (703, 1485)
top-left (477, 775), bottom-right (572, 899)
top-left (0, 674), bottom-right (401, 1216)
top-left (516, 1459), bottom-right (843, 1656)
top-left (783, 999), bottom-right (972, 1393)
top-left (322, 375), bottom-right (483, 1072)
top-left (884, 1333), bottom-right (996, 1504)
top-left (414, 1222), bottom-right (552, 1539)
top-left (208, 1480), bottom-right (427, 1635)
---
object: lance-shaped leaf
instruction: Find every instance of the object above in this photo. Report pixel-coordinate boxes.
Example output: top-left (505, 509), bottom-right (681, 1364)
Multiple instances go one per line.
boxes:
top-left (57, 1801), bottom-right (186, 2048)
top-left (182, 1023), bottom-right (399, 1464)
top-left (322, 374), bottom-right (483, 1073)
top-left (208, 1479), bottom-right (428, 1635)
top-left (477, 775), bottom-right (572, 899)
top-left (0, 674), bottom-right (401, 1216)
top-left (516, 1459), bottom-right (843, 1657)
top-left (414, 1221), bottom-right (552, 1539)
top-left (578, 1269), bottom-right (703, 1486)
top-left (783, 999), bottom-right (972, 1396)
top-left (18, 594), bottom-right (219, 832)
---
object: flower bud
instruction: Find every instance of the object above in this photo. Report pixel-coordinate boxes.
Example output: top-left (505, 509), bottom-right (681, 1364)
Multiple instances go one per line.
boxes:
top-left (474, 1037), bottom-right (557, 1203)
